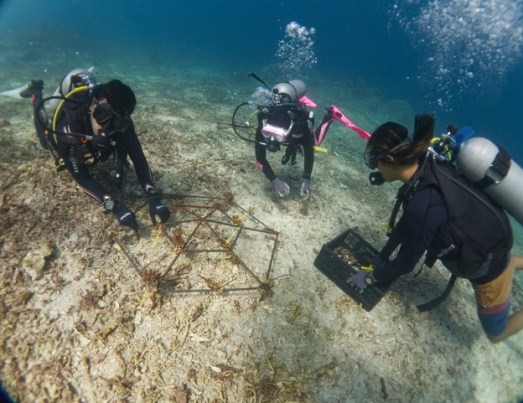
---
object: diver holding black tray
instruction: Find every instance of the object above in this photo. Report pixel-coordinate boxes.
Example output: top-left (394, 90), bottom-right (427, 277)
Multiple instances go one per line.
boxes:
top-left (343, 113), bottom-right (523, 343)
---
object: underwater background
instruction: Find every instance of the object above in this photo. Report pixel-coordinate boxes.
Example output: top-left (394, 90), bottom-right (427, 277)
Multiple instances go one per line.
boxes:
top-left (1, 1), bottom-right (523, 401)
top-left (1, 0), bottom-right (522, 161)
top-left (2, 0), bottom-right (523, 246)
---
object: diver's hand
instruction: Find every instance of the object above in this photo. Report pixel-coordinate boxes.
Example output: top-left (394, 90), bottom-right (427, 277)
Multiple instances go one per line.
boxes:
top-left (300, 179), bottom-right (311, 198)
top-left (114, 202), bottom-right (138, 231)
top-left (347, 270), bottom-right (371, 293)
top-left (271, 177), bottom-right (290, 197)
top-left (148, 195), bottom-right (171, 224)
top-left (371, 254), bottom-right (385, 269)
top-left (92, 132), bottom-right (110, 151)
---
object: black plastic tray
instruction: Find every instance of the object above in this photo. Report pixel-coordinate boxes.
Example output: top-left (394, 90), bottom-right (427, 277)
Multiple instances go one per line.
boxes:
top-left (314, 229), bottom-right (393, 311)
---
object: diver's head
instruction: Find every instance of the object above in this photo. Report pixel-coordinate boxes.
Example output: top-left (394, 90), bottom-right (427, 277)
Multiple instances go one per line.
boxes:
top-left (364, 114), bottom-right (435, 183)
top-left (364, 122), bottom-right (411, 170)
top-left (271, 79), bottom-right (307, 104)
top-left (91, 80), bottom-right (135, 134)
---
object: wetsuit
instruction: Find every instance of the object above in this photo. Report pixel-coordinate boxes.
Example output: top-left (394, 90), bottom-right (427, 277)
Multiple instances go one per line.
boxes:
top-left (373, 157), bottom-right (511, 286)
top-left (372, 156), bottom-right (514, 336)
top-left (255, 104), bottom-right (314, 181)
top-left (373, 185), bottom-right (448, 283)
top-left (36, 90), bottom-right (159, 203)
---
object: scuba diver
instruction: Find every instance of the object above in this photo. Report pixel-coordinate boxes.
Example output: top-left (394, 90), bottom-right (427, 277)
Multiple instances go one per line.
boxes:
top-left (255, 79), bottom-right (315, 198)
top-left (347, 113), bottom-right (523, 343)
top-left (17, 69), bottom-right (170, 231)
top-left (234, 75), bottom-right (370, 198)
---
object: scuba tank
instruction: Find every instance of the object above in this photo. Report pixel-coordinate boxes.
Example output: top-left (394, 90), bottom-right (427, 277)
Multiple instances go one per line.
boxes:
top-left (47, 68), bottom-right (96, 118)
top-left (457, 136), bottom-right (523, 226)
top-left (271, 79), bottom-right (307, 103)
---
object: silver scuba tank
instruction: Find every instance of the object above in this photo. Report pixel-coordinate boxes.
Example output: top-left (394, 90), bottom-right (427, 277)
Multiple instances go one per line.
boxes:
top-left (271, 79), bottom-right (307, 103)
top-left (47, 68), bottom-right (96, 117)
top-left (457, 136), bottom-right (523, 226)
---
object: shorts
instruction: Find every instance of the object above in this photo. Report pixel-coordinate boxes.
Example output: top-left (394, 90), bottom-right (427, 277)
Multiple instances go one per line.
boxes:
top-left (472, 258), bottom-right (514, 337)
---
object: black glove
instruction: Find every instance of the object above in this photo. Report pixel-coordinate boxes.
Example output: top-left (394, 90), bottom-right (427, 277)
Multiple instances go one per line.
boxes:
top-left (92, 132), bottom-right (111, 151)
top-left (148, 195), bottom-right (170, 224)
top-left (113, 201), bottom-right (138, 231)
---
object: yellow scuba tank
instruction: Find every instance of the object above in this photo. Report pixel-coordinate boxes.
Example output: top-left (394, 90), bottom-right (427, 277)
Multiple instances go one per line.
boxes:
top-left (457, 137), bottom-right (523, 226)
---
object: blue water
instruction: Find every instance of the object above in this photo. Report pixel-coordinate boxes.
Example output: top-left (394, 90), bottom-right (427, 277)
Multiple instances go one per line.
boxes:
top-left (1, 0), bottom-right (522, 163)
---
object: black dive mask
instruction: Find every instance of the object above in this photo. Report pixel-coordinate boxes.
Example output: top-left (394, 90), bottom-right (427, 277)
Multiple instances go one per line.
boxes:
top-left (364, 137), bottom-right (411, 169)
top-left (93, 102), bottom-right (131, 134)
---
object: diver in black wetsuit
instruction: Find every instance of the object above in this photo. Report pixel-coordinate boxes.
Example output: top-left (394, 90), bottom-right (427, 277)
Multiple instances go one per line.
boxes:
top-left (254, 80), bottom-right (316, 198)
top-left (255, 102), bottom-right (314, 198)
top-left (347, 113), bottom-right (523, 343)
top-left (20, 70), bottom-right (170, 230)
top-left (244, 76), bottom-right (371, 199)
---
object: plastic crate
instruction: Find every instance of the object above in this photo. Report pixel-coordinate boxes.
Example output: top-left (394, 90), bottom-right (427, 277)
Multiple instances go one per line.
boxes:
top-left (314, 228), bottom-right (393, 311)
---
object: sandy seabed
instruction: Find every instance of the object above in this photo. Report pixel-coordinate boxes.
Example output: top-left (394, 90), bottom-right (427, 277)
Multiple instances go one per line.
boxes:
top-left (0, 45), bottom-right (522, 402)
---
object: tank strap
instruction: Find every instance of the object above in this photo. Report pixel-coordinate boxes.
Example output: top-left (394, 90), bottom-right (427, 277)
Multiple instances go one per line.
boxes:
top-left (416, 274), bottom-right (457, 312)
top-left (385, 156), bottom-right (430, 236)
top-left (473, 145), bottom-right (511, 189)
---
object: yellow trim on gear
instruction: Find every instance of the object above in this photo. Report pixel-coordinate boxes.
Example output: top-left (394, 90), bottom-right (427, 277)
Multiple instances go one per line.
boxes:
top-left (359, 265), bottom-right (374, 272)
top-left (431, 136), bottom-right (452, 160)
top-left (52, 85), bottom-right (89, 134)
top-left (46, 85), bottom-right (90, 171)
top-left (246, 109), bottom-right (259, 134)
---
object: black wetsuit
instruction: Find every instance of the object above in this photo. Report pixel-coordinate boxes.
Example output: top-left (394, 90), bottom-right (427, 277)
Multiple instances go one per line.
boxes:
top-left (255, 104), bottom-right (314, 181)
top-left (374, 157), bottom-right (512, 285)
top-left (36, 90), bottom-right (158, 203)
top-left (374, 185), bottom-right (448, 282)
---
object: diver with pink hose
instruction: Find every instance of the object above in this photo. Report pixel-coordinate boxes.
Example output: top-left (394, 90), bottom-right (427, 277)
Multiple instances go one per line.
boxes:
top-left (236, 75), bottom-right (370, 198)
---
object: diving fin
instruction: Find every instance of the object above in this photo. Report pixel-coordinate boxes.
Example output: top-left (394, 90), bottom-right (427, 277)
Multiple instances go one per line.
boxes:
top-left (0, 83), bottom-right (33, 99)
top-left (329, 105), bottom-right (371, 140)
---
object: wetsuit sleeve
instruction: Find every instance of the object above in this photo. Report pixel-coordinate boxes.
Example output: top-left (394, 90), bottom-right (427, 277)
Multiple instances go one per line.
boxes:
top-left (58, 140), bottom-right (109, 202)
top-left (53, 113), bottom-right (110, 202)
top-left (373, 186), bottom-right (448, 283)
top-left (255, 124), bottom-right (277, 182)
top-left (124, 122), bottom-right (158, 194)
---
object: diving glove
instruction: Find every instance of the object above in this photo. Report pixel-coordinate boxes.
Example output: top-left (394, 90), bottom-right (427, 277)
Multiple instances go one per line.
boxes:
top-left (347, 270), bottom-right (372, 293)
top-left (271, 177), bottom-right (290, 197)
top-left (148, 195), bottom-right (171, 224)
top-left (92, 132), bottom-right (111, 151)
top-left (300, 179), bottom-right (311, 198)
top-left (114, 201), bottom-right (138, 231)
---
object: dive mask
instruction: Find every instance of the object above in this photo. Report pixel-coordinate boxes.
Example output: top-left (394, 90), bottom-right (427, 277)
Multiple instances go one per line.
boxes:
top-left (261, 119), bottom-right (294, 143)
top-left (364, 137), bottom-right (411, 169)
top-left (93, 102), bottom-right (131, 134)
